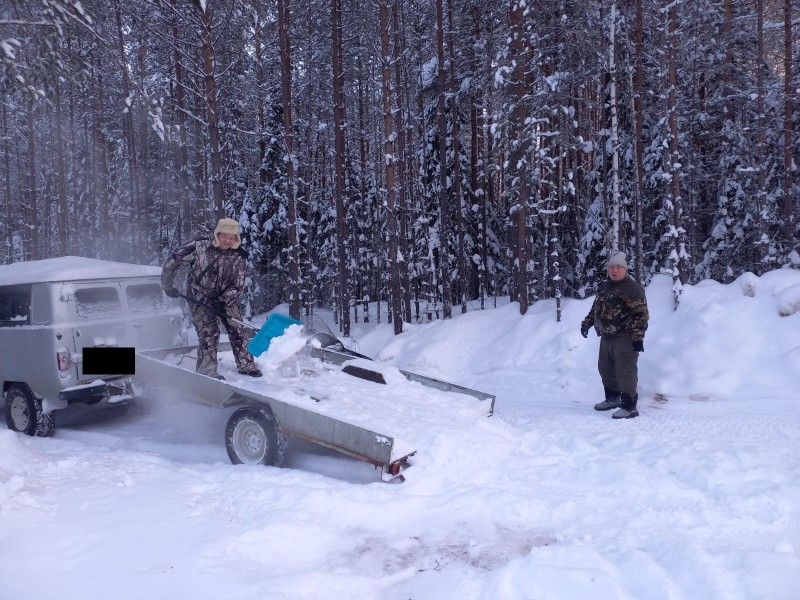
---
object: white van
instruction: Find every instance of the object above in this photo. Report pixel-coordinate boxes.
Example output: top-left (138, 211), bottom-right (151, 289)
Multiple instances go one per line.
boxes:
top-left (0, 256), bottom-right (186, 437)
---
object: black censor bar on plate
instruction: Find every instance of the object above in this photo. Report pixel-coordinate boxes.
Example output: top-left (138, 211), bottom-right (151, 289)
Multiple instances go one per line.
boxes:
top-left (82, 347), bottom-right (136, 375)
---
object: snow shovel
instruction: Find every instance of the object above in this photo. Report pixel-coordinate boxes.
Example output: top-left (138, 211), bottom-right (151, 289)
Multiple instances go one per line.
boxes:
top-left (174, 292), bottom-right (302, 357)
top-left (246, 312), bottom-right (303, 357)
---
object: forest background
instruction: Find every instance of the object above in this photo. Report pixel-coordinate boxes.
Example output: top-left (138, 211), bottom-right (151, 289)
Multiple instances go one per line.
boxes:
top-left (0, 0), bottom-right (797, 336)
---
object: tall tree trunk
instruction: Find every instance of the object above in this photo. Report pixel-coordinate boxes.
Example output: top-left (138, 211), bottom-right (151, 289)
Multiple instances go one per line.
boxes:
top-left (332, 0), bottom-right (351, 336)
top-left (666, 0), bottom-right (686, 305)
top-left (379, 0), bottom-right (402, 335)
top-left (723, 0), bottom-right (733, 118)
top-left (54, 78), bottom-right (69, 255)
top-left (392, 0), bottom-right (412, 324)
top-left (608, 0), bottom-right (621, 252)
top-left (278, 0), bottom-right (301, 319)
top-left (632, 0), bottom-right (645, 280)
top-left (137, 41), bottom-right (150, 256)
top-left (509, 0), bottom-right (529, 314)
top-left (447, 0), bottom-right (467, 313)
top-left (783, 0), bottom-right (795, 249)
top-left (754, 0), bottom-right (767, 271)
top-left (113, 0), bottom-right (141, 253)
top-left (93, 73), bottom-right (109, 256)
top-left (25, 98), bottom-right (39, 260)
top-left (436, 0), bottom-right (452, 319)
top-left (198, 2), bottom-right (224, 218)
top-left (171, 0), bottom-right (192, 243)
top-left (2, 102), bottom-right (12, 261)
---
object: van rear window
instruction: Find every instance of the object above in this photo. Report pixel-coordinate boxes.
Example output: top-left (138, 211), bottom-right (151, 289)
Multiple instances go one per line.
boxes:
top-left (126, 283), bottom-right (164, 312)
top-left (74, 287), bottom-right (121, 318)
top-left (0, 286), bottom-right (30, 327)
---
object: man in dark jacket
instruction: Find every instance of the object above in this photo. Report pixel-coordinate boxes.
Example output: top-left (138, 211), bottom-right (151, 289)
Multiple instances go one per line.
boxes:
top-left (161, 218), bottom-right (262, 380)
top-left (580, 251), bottom-right (648, 418)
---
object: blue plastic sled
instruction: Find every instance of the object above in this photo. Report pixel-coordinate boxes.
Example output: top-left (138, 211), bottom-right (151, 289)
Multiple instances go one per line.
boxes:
top-left (247, 313), bottom-right (303, 357)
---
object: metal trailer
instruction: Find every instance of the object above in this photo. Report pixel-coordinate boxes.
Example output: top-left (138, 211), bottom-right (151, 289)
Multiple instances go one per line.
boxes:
top-left (134, 336), bottom-right (494, 482)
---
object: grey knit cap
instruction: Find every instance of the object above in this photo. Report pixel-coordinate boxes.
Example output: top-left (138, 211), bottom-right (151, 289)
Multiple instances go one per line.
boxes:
top-left (607, 251), bottom-right (628, 269)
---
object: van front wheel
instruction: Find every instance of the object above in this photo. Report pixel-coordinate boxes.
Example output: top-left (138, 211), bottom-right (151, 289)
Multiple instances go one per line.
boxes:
top-left (4, 383), bottom-right (55, 437)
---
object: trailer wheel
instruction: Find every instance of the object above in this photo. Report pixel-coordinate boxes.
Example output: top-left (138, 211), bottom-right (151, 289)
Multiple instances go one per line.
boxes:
top-left (4, 383), bottom-right (55, 437)
top-left (225, 407), bottom-right (285, 467)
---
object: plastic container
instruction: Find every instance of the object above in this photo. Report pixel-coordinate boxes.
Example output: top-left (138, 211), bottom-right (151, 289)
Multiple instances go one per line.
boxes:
top-left (247, 313), bottom-right (303, 357)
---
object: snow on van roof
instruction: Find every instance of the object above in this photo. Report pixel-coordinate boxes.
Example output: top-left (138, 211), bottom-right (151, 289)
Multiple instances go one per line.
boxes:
top-left (0, 256), bottom-right (162, 286)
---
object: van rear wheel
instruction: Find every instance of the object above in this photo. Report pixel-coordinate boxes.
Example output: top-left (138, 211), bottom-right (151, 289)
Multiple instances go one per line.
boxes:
top-left (4, 383), bottom-right (55, 437)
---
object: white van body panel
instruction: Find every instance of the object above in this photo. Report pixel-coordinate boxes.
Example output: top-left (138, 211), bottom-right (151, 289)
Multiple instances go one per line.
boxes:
top-left (0, 257), bottom-right (185, 414)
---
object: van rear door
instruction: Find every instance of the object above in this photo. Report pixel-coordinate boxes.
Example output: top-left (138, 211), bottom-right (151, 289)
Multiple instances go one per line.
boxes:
top-left (65, 282), bottom-right (128, 380)
top-left (121, 280), bottom-right (183, 349)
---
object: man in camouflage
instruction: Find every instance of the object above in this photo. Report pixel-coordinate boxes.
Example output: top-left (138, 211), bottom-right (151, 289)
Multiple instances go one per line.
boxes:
top-left (161, 218), bottom-right (262, 380)
top-left (580, 251), bottom-right (648, 419)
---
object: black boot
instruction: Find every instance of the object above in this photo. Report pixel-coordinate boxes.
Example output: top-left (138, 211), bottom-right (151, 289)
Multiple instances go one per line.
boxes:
top-left (612, 393), bottom-right (639, 419)
top-left (594, 386), bottom-right (622, 411)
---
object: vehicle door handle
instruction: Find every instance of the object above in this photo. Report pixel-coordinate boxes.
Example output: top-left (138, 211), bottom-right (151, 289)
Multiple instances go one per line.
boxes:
top-left (132, 323), bottom-right (143, 328)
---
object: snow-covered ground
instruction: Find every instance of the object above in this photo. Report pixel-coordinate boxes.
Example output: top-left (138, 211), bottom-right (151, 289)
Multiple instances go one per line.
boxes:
top-left (2, 271), bottom-right (799, 599)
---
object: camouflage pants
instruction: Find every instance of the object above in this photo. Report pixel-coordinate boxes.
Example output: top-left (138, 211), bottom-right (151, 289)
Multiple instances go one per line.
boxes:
top-left (189, 301), bottom-right (257, 377)
top-left (598, 335), bottom-right (639, 397)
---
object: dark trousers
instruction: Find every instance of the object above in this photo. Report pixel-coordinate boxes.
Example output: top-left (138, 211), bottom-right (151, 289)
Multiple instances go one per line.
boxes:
top-left (598, 335), bottom-right (639, 396)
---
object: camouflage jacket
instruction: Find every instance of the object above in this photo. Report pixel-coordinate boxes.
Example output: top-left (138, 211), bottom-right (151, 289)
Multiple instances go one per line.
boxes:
top-left (582, 276), bottom-right (649, 341)
top-left (161, 237), bottom-right (248, 307)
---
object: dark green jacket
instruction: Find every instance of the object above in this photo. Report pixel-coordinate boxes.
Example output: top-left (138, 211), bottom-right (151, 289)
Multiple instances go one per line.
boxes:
top-left (582, 276), bottom-right (649, 341)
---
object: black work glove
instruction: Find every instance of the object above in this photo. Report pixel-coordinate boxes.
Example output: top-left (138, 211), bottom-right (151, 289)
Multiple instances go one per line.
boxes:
top-left (632, 340), bottom-right (644, 353)
top-left (163, 286), bottom-right (179, 299)
top-left (580, 322), bottom-right (591, 338)
top-left (212, 300), bottom-right (227, 315)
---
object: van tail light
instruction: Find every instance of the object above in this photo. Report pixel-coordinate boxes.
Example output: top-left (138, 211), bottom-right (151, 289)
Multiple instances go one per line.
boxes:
top-left (56, 349), bottom-right (71, 372)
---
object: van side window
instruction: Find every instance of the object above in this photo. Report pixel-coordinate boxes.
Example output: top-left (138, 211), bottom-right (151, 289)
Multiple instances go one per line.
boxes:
top-left (74, 287), bottom-right (121, 318)
top-left (0, 286), bottom-right (31, 327)
top-left (126, 283), bottom-right (164, 313)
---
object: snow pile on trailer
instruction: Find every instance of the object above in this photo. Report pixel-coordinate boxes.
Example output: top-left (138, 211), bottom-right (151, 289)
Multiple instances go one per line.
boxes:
top-left (155, 324), bottom-right (493, 470)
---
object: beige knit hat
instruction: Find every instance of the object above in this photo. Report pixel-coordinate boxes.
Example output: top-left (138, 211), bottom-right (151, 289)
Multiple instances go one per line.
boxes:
top-left (212, 218), bottom-right (241, 249)
top-left (607, 251), bottom-right (628, 269)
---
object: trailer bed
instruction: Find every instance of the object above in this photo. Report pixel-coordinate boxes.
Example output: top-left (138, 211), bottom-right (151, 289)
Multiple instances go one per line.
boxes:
top-left (135, 339), bottom-right (494, 480)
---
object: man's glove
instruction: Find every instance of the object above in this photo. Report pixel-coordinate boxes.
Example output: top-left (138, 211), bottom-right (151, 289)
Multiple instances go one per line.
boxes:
top-left (163, 286), bottom-right (179, 299)
top-left (632, 340), bottom-right (644, 353)
top-left (212, 300), bottom-right (227, 315)
top-left (580, 322), bottom-right (591, 338)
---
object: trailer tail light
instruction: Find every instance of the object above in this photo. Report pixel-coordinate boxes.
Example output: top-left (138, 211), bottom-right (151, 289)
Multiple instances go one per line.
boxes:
top-left (56, 349), bottom-right (71, 372)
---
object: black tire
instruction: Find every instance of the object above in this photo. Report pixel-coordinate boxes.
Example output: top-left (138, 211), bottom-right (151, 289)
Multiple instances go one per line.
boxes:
top-left (225, 407), bottom-right (285, 466)
top-left (4, 383), bottom-right (55, 437)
